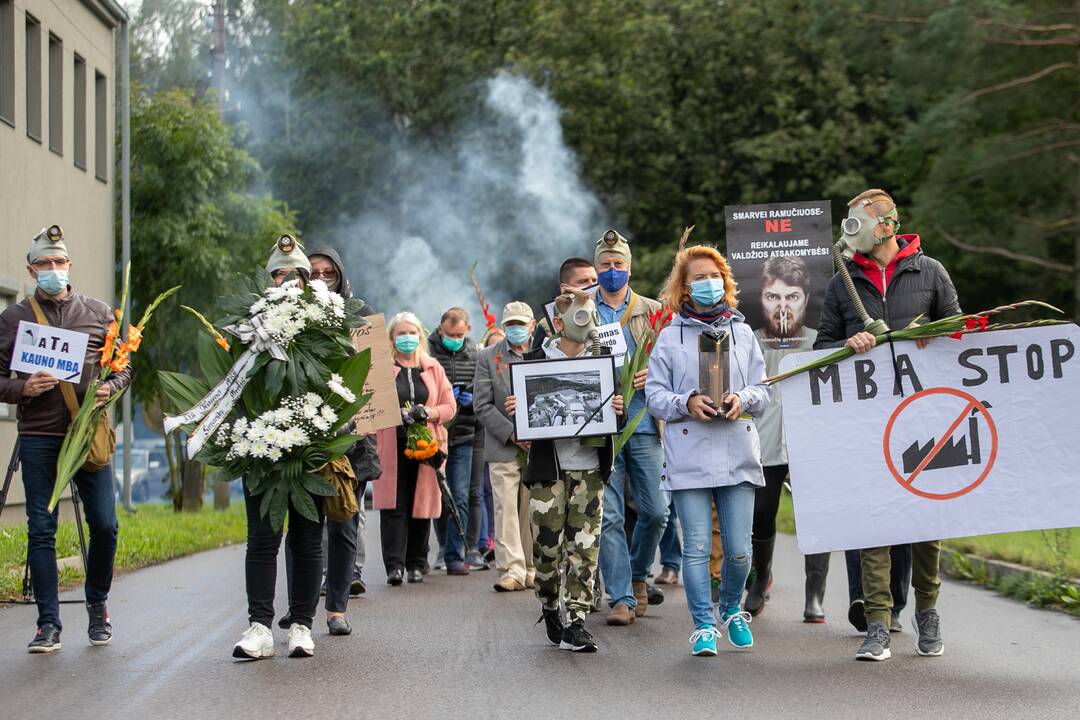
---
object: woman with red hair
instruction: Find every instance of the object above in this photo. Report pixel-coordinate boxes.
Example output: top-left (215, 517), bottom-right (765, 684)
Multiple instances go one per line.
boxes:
top-left (644, 244), bottom-right (771, 657)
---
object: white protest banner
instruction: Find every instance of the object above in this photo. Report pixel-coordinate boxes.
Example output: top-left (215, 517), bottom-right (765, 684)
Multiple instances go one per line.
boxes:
top-left (10, 320), bottom-right (90, 381)
top-left (779, 325), bottom-right (1080, 554)
top-left (350, 314), bottom-right (402, 435)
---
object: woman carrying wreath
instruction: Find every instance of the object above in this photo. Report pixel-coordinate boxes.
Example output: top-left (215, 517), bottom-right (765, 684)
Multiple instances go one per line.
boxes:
top-left (373, 312), bottom-right (456, 586)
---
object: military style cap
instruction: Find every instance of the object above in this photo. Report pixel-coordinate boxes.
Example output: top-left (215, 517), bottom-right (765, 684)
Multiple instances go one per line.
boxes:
top-left (594, 229), bottom-right (632, 266)
top-left (27, 225), bottom-right (69, 264)
top-left (266, 234), bottom-right (311, 275)
top-left (501, 301), bottom-right (535, 326)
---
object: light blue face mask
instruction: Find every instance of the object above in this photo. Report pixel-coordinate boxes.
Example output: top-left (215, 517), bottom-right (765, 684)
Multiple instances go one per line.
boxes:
top-left (394, 334), bottom-right (420, 354)
top-left (36, 269), bottom-right (69, 296)
top-left (689, 278), bottom-right (726, 307)
top-left (504, 325), bottom-right (530, 346)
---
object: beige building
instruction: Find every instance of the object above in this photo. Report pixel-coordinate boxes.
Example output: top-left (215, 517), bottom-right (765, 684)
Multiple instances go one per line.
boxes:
top-left (0, 0), bottom-right (127, 523)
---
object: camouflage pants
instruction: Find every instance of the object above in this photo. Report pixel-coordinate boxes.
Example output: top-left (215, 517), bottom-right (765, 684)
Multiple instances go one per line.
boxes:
top-left (529, 469), bottom-right (605, 624)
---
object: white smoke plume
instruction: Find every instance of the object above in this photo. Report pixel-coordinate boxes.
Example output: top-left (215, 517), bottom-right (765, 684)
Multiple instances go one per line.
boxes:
top-left (333, 73), bottom-right (606, 331)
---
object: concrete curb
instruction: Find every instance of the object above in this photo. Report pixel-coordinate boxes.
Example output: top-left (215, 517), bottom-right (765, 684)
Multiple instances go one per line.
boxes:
top-left (941, 550), bottom-right (1080, 613)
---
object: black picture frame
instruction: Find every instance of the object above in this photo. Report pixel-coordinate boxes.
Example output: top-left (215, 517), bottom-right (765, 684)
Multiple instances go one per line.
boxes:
top-left (509, 354), bottom-right (618, 441)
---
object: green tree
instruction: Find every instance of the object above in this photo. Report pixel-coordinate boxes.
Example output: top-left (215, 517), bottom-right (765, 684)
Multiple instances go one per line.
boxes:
top-left (128, 87), bottom-right (295, 509)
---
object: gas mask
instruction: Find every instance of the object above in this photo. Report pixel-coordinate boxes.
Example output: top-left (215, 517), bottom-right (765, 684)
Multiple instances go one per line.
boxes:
top-left (838, 204), bottom-right (898, 259)
top-left (554, 287), bottom-right (601, 352)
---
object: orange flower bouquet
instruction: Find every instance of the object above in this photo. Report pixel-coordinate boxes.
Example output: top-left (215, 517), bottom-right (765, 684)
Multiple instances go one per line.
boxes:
top-left (48, 264), bottom-right (180, 510)
top-left (402, 403), bottom-right (440, 461)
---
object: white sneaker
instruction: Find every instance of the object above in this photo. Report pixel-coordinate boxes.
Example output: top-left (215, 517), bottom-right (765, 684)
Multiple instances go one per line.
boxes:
top-left (232, 622), bottom-right (274, 660)
top-left (287, 623), bottom-right (314, 658)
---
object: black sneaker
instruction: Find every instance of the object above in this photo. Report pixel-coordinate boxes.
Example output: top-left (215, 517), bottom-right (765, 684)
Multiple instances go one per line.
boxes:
top-left (912, 609), bottom-right (944, 657)
top-left (537, 608), bottom-right (564, 647)
top-left (855, 621), bottom-right (891, 661)
top-left (406, 568), bottom-right (424, 584)
top-left (646, 583), bottom-right (665, 606)
top-left (278, 614), bottom-right (293, 629)
top-left (848, 599), bottom-right (868, 632)
top-left (327, 615), bottom-right (353, 636)
top-left (87, 601), bottom-right (112, 646)
top-left (349, 576), bottom-right (366, 596)
top-left (28, 624), bottom-right (61, 654)
top-left (559, 620), bottom-right (598, 653)
top-left (387, 568), bottom-right (403, 586)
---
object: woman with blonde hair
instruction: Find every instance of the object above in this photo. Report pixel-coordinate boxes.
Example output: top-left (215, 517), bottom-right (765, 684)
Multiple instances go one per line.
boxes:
top-left (644, 243), bottom-right (770, 656)
top-left (373, 312), bottom-right (456, 585)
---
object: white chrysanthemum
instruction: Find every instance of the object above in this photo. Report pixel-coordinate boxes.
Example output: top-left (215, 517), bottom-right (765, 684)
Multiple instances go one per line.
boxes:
top-left (249, 298), bottom-right (267, 314)
top-left (320, 404), bottom-right (338, 423)
top-left (284, 427), bottom-right (308, 447)
top-left (302, 403), bottom-right (318, 419)
top-left (304, 392), bottom-right (323, 407)
top-left (250, 440), bottom-right (269, 458)
top-left (312, 282), bottom-right (333, 307)
top-left (332, 304), bottom-right (346, 319)
top-left (303, 303), bottom-right (325, 323)
top-left (273, 407), bottom-right (293, 425)
top-left (265, 286), bottom-right (286, 302)
top-left (327, 375), bottom-right (356, 403)
top-left (312, 416), bottom-right (331, 432)
top-left (285, 286), bottom-right (303, 299)
top-left (267, 447), bottom-right (283, 462)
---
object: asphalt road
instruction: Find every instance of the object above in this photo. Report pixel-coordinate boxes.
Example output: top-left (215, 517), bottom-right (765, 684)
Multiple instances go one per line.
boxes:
top-left (0, 523), bottom-right (1077, 720)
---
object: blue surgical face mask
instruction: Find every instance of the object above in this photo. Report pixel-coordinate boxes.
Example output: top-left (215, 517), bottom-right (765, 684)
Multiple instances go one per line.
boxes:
top-left (597, 267), bottom-right (629, 293)
top-left (505, 325), bottom-right (530, 346)
top-left (441, 335), bottom-right (465, 352)
top-left (394, 334), bottom-right (420, 354)
top-left (689, 278), bottom-right (726, 307)
top-left (36, 269), bottom-right (69, 296)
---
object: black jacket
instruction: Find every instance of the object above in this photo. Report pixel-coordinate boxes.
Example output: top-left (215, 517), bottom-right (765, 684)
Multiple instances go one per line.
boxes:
top-left (815, 235), bottom-right (961, 349)
top-left (308, 244), bottom-right (381, 482)
top-left (519, 346), bottom-right (616, 488)
top-left (427, 330), bottom-right (479, 448)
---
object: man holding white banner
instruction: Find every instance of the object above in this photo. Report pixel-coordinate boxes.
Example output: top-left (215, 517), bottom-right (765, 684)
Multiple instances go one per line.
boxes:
top-left (812, 189), bottom-right (960, 661)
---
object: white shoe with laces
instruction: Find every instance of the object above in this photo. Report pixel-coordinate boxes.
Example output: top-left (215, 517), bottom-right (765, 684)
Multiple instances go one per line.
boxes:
top-left (232, 622), bottom-right (274, 660)
top-left (287, 623), bottom-right (315, 658)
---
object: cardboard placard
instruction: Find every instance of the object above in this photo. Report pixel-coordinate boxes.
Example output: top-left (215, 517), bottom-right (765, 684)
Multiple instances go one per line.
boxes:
top-left (10, 320), bottom-right (90, 381)
top-left (350, 314), bottom-right (402, 434)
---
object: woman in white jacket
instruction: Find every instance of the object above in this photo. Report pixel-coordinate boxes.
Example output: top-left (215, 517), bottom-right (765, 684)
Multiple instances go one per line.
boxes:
top-left (645, 243), bottom-right (771, 657)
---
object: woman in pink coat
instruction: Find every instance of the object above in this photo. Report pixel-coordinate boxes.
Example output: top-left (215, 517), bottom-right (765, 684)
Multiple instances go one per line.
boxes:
top-left (373, 312), bottom-right (456, 586)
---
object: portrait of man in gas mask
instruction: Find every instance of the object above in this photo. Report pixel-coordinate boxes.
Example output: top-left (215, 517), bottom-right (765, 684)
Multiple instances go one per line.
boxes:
top-left (757, 255), bottom-right (817, 348)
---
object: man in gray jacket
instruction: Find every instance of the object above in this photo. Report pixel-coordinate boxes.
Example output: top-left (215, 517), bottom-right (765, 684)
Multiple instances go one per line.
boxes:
top-left (473, 301), bottom-right (536, 592)
top-left (0, 226), bottom-right (130, 653)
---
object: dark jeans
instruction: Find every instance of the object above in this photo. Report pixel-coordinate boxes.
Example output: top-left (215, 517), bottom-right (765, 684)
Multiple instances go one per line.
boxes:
top-left (845, 545), bottom-right (912, 614)
top-left (466, 437), bottom-right (485, 552)
top-left (20, 435), bottom-right (118, 630)
top-left (441, 443), bottom-right (473, 565)
top-left (380, 455), bottom-right (429, 573)
top-left (285, 480), bottom-right (366, 614)
top-left (243, 483), bottom-right (324, 629)
top-left (480, 465), bottom-right (495, 549)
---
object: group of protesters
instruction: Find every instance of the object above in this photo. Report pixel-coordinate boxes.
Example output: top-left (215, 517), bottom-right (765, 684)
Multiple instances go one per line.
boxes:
top-left (2, 187), bottom-right (956, 662)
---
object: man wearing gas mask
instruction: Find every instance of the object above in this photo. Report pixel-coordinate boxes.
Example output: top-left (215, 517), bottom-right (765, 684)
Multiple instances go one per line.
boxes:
top-left (504, 287), bottom-right (624, 652)
top-left (592, 230), bottom-right (667, 626)
top-left (816, 189), bottom-right (960, 662)
top-left (0, 226), bottom-right (129, 653)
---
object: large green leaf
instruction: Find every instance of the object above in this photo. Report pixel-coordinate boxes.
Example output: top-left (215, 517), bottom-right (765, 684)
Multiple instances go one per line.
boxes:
top-left (196, 333), bottom-right (232, 385)
top-left (269, 482), bottom-right (289, 530)
top-left (289, 483), bottom-right (319, 523)
top-left (157, 370), bottom-right (211, 414)
top-left (299, 473), bottom-right (339, 497)
top-left (339, 349), bottom-right (371, 395)
top-left (322, 434), bottom-right (363, 457)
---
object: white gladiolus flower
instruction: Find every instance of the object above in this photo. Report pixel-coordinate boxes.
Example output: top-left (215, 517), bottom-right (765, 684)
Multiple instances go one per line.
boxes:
top-left (320, 405), bottom-right (338, 423)
top-left (327, 374), bottom-right (356, 403)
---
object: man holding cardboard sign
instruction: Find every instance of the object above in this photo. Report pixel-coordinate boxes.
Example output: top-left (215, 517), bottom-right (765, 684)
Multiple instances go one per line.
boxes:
top-left (0, 226), bottom-right (131, 653)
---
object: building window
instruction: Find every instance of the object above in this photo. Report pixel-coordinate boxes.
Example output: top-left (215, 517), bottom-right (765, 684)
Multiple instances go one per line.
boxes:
top-left (94, 70), bottom-right (106, 181)
top-left (25, 13), bottom-right (40, 142)
top-left (48, 33), bottom-right (61, 154)
top-left (0, 0), bottom-right (13, 127)
top-left (73, 54), bottom-right (86, 169)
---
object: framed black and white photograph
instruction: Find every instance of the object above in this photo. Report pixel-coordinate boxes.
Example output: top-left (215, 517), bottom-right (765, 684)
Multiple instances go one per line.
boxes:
top-left (509, 355), bottom-right (618, 441)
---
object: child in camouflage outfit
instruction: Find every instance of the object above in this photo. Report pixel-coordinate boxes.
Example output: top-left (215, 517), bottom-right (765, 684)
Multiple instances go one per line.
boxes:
top-left (504, 292), bottom-right (623, 652)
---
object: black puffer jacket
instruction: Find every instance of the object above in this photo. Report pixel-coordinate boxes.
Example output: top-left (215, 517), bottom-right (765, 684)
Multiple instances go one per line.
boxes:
top-left (428, 330), bottom-right (479, 448)
top-left (308, 244), bottom-right (381, 482)
top-left (815, 235), bottom-right (961, 349)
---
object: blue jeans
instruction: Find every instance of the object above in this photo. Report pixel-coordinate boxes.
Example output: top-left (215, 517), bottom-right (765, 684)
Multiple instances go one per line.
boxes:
top-left (598, 432), bottom-right (665, 607)
top-left (672, 483), bottom-right (755, 628)
top-left (658, 497), bottom-right (681, 571)
top-left (441, 443), bottom-right (474, 565)
top-left (19, 435), bottom-right (118, 630)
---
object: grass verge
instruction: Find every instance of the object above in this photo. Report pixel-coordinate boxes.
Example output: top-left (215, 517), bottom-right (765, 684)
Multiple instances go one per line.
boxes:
top-left (1, 503), bottom-right (246, 601)
top-left (775, 489), bottom-right (1079, 614)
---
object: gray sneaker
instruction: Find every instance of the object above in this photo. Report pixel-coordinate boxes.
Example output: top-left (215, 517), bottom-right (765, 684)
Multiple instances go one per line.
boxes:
top-left (912, 609), bottom-right (944, 656)
top-left (889, 612), bottom-right (903, 633)
top-left (855, 621), bottom-right (891, 661)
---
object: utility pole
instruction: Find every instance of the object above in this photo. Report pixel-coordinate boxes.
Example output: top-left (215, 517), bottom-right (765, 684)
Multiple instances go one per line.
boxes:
top-left (210, 0), bottom-right (226, 117)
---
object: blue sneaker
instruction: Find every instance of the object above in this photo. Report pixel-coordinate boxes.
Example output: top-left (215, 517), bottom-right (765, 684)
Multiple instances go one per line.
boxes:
top-left (689, 624), bottom-right (719, 656)
top-left (721, 607), bottom-right (754, 648)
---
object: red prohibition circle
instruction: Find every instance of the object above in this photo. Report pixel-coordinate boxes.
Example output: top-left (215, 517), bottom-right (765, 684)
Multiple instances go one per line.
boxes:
top-left (882, 387), bottom-right (998, 501)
